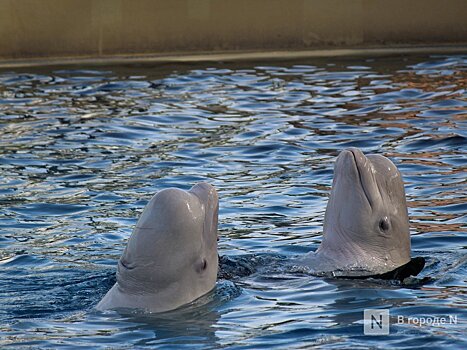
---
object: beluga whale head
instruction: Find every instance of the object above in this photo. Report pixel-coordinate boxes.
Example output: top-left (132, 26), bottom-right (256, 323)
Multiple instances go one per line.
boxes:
top-left (304, 148), bottom-right (421, 278)
top-left (97, 182), bottom-right (219, 313)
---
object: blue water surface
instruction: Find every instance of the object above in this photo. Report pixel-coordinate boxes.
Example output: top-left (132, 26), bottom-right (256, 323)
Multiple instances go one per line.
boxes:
top-left (0, 54), bottom-right (466, 349)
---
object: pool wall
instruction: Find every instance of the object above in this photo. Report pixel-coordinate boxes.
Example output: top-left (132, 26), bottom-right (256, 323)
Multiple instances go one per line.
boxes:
top-left (1, 0), bottom-right (466, 65)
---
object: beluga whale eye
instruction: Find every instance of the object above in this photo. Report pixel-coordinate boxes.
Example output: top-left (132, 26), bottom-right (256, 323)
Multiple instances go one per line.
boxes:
top-left (379, 216), bottom-right (390, 232)
top-left (196, 258), bottom-right (208, 273)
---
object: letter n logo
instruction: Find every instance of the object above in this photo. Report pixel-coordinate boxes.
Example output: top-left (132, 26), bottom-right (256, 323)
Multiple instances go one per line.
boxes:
top-left (364, 309), bottom-right (390, 335)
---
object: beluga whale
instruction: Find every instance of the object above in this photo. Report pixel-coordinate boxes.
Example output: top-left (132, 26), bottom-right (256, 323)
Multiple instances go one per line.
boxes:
top-left (300, 148), bottom-right (424, 280)
top-left (97, 182), bottom-right (219, 313)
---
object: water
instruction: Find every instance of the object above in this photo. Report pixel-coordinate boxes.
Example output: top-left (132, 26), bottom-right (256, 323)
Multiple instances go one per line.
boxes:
top-left (0, 54), bottom-right (466, 349)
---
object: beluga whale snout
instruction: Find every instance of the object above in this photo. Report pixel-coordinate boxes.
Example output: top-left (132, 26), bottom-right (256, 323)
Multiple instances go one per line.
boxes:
top-left (97, 182), bottom-right (219, 313)
top-left (301, 147), bottom-right (424, 279)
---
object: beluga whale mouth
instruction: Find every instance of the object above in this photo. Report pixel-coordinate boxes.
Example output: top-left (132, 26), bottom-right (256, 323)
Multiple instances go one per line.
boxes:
top-left (301, 147), bottom-right (424, 279)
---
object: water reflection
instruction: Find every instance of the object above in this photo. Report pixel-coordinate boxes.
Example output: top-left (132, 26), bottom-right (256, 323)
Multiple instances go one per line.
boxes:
top-left (0, 54), bottom-right (466, 348)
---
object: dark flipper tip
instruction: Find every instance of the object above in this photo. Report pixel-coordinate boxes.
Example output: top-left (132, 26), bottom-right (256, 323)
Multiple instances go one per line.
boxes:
top-left (339, 257), bottom-right (426, 281)
top-left (377, 257), bottom-right (426, 281)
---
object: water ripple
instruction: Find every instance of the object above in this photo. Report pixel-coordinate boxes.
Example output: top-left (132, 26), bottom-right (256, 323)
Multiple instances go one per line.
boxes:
top-left (0, 54), bottom-right (466, 349)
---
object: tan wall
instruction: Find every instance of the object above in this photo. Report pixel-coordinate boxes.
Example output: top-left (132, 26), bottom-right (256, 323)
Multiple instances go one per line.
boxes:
top-left (0, 0), bottom-right (466, 61)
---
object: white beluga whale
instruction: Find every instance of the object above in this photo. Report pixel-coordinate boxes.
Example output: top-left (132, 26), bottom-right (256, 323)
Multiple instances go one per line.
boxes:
top-left (300, 147), bottom-right (424, 279)
top-left (97, 182), bottom-right (219, 313)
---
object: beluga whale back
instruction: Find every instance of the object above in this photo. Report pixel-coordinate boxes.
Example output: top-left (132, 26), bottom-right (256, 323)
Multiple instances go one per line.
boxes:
top-left (97, 182), bottom-right (219, 313)
top-left (301, 148), bottom-right (424, 279)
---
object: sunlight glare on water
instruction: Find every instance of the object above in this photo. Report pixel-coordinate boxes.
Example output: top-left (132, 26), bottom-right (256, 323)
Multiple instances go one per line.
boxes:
top-left (0, 54), bottom-right (466, 349)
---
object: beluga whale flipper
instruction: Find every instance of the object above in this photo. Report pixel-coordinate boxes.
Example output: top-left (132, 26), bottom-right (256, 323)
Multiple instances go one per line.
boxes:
top-left (300, 148), bottom-right (424, 280)
top-left (97, 182), bottom-right (219, 312)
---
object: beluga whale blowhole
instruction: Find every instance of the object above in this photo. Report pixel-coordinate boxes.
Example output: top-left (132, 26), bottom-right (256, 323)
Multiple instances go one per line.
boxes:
top-left (300, 147), bottom-right (424, 280)
top-left (97, 182), bottom-right (219, 313)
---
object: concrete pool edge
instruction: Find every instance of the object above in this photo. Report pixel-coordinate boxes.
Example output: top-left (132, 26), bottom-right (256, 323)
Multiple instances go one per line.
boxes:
top-left (1, 45), bottom-right (466, 69)
top-left (2, 0), bottom-right (466, 66)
